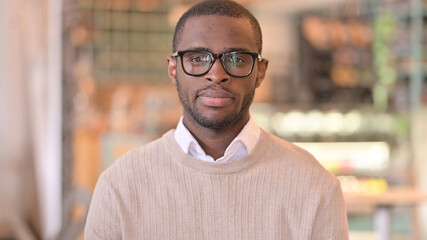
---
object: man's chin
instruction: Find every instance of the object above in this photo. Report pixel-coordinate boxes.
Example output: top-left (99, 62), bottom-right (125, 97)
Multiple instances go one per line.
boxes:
top-left (193, 115), bottom-right (237, 130)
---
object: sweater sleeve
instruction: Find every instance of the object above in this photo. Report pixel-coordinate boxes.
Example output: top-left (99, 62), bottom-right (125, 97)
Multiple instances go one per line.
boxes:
top-left (84, 175), bottom-right (122, 240)
top-left (312, 180), bottom-right (349, 240)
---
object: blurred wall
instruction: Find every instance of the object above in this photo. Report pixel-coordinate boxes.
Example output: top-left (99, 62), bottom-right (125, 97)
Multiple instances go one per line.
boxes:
top-left (0, 0), bottom-right (63, 239)
top-left (0, 0), bottom-right (39, 237)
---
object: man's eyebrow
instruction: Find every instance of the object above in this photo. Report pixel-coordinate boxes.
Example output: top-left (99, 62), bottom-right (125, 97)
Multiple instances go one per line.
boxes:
top-left (182, 47), bottom-right (212, 52)
top-left (225, 47), bottom-right (251, 52)
top-left (180, 47), bottom-right (252, 53)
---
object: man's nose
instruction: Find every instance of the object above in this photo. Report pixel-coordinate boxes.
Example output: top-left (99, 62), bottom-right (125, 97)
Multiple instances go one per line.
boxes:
top-left (204, 59), bottom-right (229, 83)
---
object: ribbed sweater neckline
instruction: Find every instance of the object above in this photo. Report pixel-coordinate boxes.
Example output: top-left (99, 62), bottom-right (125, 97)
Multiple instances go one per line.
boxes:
top-left (162, 129), bottom-right (269, 174)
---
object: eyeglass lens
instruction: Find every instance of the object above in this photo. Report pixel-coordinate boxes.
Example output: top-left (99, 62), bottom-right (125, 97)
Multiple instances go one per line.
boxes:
top-left (182, 51), bottom-right (255, 77)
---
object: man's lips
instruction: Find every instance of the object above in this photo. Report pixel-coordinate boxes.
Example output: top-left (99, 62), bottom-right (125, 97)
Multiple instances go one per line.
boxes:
top-left (197, 90), bottom-right (234, 107)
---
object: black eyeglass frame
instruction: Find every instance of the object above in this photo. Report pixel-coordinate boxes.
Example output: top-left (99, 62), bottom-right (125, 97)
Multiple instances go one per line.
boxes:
top-left (171, 50), bottom-right (263, 78)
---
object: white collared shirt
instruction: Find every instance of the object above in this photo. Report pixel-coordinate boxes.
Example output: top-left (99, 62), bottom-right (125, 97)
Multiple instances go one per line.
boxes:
top-left (174, 116), bottom-right (260, 163)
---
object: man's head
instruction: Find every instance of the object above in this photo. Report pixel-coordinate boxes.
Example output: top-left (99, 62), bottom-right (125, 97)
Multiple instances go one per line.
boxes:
top-left (167, 0), bottom-right (268, 131)
top-left (173, 0), bottom-right (263, 54)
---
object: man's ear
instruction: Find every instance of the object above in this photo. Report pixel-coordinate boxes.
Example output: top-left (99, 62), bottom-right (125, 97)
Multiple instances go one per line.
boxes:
top-left (167, 56), bottom-right (177, 85)
top-left (255, 58), bottom-right (269, 88)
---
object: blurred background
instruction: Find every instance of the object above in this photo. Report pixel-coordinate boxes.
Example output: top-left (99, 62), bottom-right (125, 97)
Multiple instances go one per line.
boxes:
top-left (1, 0), bottom-right (427, 239)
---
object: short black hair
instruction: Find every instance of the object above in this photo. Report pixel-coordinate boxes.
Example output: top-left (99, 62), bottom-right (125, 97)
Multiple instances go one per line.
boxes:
top-left (172, 0), bottom-right (263, 53)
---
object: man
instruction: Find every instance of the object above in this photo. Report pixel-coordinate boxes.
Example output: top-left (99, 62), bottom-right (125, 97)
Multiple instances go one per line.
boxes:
top-left (85, 1), bottom-right (349, 239)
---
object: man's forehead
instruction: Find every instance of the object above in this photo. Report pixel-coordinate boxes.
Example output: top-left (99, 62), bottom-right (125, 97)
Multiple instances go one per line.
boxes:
top-left (179, 46), bottom-right (253, 54)
top-left (178, 15), bottom-right (256, 51)
top-left (183, 15), bottom-right (251, 31)
top-left (185, 15), bottom-right (249, 24)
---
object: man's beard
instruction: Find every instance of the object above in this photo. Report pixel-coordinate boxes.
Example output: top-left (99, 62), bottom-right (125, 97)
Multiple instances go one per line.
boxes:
top-left (176, 78), bottom-right (256, 130)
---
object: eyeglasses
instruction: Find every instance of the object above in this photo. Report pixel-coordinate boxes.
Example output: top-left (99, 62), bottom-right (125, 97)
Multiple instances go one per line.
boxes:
top-left (171, 50), bottom-right (263, 78)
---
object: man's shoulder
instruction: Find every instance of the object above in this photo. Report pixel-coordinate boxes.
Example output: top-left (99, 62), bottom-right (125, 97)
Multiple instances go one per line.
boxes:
top-left (260, 130), bottom-right (316, 160)
top-left (99, 130), bottom-right (175, 180)
top-left (260, 130), bottom-right (337, 180)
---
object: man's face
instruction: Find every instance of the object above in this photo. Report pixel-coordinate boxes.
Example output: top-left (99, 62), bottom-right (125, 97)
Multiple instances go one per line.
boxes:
top-left (167, 15), bottom-right (268, 130)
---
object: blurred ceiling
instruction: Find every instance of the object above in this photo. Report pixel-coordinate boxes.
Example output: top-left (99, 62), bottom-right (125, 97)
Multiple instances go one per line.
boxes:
top-left (249, 0), bottom-right (369, 14)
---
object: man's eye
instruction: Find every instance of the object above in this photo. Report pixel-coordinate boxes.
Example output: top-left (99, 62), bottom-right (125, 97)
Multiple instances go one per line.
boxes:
top-left (233, 58), bottom-right (244, 63)
top-left (190, 56), bottom-right (209, 62)
top-left (226, 55), bottom-right (245, 63)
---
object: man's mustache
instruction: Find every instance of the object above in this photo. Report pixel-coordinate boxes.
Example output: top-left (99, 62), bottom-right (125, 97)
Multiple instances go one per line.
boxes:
top-left (194, 85), bottom-right (235, 96)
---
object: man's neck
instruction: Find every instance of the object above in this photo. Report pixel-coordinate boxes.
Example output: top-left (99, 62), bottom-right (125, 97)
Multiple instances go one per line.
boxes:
top-left (182, 115), bottom-right (249, 160)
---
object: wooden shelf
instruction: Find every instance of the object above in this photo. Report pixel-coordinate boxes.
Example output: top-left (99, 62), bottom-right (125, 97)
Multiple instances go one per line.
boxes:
top-left (345, 187), bottom-right (427, 213)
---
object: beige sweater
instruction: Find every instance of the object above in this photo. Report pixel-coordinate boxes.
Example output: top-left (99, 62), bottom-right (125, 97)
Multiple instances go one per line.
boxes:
top-left (85, 129), bottom-right (349, 240)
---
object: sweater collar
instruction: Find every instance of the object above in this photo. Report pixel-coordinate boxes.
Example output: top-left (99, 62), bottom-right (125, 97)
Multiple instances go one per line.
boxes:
top-left (163, 128), bottom-right (269, 174)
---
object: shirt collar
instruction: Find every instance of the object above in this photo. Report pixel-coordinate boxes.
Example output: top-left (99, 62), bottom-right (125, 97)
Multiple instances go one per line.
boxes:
top-left (228, 117), bottom-right (260, 156)
top-left (174, 116), bottom-right (260, 162)
top-left (175, 117), bottom-right (203, 155)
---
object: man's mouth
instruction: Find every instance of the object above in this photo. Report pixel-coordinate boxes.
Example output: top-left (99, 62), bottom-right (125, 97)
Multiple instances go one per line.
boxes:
top-left (198, 89), bottom-right (234, 107)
